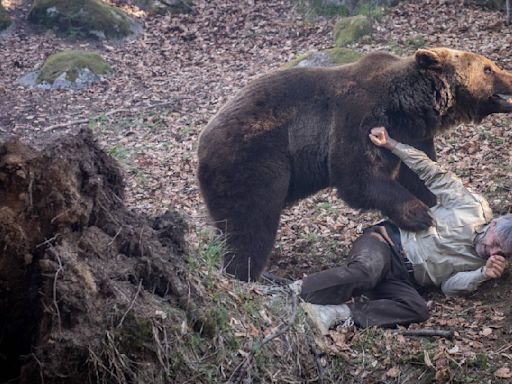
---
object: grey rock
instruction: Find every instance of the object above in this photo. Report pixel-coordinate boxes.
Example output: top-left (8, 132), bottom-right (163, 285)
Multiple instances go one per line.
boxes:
top-left (296, 51), bottom-right (334, 68)
top-left (17, 68), bottom-right (106, 90)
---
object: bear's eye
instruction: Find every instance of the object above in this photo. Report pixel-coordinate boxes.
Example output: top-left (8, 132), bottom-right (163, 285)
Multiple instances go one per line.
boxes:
top-left (484, 66), bottom-right (492, 75)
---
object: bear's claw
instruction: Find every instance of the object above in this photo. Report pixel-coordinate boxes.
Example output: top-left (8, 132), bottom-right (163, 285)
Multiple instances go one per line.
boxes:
top-left (392, 199), bottom-right (434, 232)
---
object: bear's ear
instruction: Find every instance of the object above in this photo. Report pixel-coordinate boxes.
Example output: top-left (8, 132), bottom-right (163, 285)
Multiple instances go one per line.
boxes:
top-left (415, 49), bottom-right (442, 70)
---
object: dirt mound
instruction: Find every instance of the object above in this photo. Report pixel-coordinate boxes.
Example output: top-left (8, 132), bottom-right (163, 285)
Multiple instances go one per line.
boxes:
top-left (0, 129), bottom-right (206, 383)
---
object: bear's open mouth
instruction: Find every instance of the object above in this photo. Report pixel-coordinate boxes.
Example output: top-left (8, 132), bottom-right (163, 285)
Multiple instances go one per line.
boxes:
top-left (492, 94), bottom-right (512, 109)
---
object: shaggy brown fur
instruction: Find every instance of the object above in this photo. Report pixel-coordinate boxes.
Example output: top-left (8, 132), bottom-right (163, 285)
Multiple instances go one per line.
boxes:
top-left (197, 48), bottom-right (512, 281)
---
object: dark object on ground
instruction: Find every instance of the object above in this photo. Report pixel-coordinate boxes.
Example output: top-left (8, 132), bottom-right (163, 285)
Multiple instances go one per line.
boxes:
top-left (0, 2), bottom-right (11, 31)
top-left (0, 129), bottom-right (207, 383)
top-left (399, 328), bottom-right (454, 339)
top-left (197, 47), bottom-right (512, 281)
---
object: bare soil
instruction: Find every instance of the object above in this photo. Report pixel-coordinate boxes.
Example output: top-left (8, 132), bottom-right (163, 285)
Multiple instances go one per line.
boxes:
top-left (0, 129), bottom-right (209, 383)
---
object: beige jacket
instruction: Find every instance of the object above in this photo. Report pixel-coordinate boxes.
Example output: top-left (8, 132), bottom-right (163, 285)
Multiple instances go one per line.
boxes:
top-left (392, 143), bottom-right (493, 295)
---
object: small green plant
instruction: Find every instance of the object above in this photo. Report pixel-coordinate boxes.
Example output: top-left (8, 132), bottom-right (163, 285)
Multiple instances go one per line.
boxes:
top-left (294, 0), bottom-right (349, 17)
top-left (333, 15), bottom-right (371, 47)
top-left (467, 353), bottom-right (490, 369)
top-left (107, 144), bottom-right (130, 162)
top-left (356, 3), bottom-right (386, 20)
top-left (304, 232), bottom-right (319, 243)
top-left (201, 234), bottom-right (225, 270)
top-left (387, 40), bottom-right (399, 52)
top-left (405, 35), bottom-right (426, 49)
top-left (352, 326), bottom-right (380, 352)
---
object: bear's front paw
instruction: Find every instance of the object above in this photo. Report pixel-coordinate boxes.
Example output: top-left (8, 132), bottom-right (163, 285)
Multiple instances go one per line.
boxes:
top-left (392, 199), bottom-right (433, 232)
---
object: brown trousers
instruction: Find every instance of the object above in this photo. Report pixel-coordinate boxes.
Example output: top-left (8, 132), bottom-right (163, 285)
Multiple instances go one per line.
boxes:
top-left (300, 226), bottom-right (429, 328)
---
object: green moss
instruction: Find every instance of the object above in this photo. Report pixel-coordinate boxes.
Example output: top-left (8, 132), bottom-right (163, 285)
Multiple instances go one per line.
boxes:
top-left (116, 314), bottom-right (154, 353)
top-left (295, 0), bottom-right (349, 16)
top-left (137, 0), bottom-right (194, 15)
top-left (355, 3), bottom-right (386, 20)
top-left (284, 48), bottom-right (360, 69)
top-left (333, 15), bottom-right (371, 47)
top-left (327, 47), bottom-right (362, 64)
top-left (28, 0), bottom-right (136, 39)
top-left (37, 50), bottom-right (111, 83)
top-left (284, 52), bottom-right (312, 69)
top-left (0, 2), bottom-right (11, 31)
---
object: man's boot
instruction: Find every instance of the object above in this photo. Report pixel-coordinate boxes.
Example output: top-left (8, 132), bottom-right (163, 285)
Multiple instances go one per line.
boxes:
top-left (302, 303), bottom-right (351, 335)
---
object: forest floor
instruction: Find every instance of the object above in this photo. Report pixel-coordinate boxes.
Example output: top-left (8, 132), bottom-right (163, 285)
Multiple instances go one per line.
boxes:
top-left (1, 0), bottom-right (512, 383)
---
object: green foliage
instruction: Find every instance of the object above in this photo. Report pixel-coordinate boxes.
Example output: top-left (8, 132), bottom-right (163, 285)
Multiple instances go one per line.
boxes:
top-left (333, 15), bottom-right (371, 47)
top-left (328, 47), bottom-right (363, 64)
top-left (295, 0), bottom-right (349, 16)
top-left (107, 144), bottom-right (130, 162)
top-left (0, 2), bottom-right (11, 31)
top-left (284, 52), bottom-right (312, 68)
top-left (405, 34), bottom-right (427, 49)
top-left (28, 0), bottom-right (136, 39)
top-left (355, 3), bottom-right (386, 20)
top-left (37, 50), bottom-right (111, 83)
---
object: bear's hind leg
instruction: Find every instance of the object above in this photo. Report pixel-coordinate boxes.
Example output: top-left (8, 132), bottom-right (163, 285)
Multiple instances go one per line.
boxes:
top-left (222, 204), bottom-right (283, 281)
top-left (204, 163), bottom-right (290, 282)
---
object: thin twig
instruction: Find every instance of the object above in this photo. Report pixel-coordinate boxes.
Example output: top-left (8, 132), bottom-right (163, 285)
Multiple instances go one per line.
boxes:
top-left (117, 280), bottom-right (143, 328)
top-left (107, 227), bottom-right (123, 247)
top-left (27, 169), bottom-right (34, 208)
top-left (497, 343), bottom-right (512, 354)
top-left (43, 101), bottom-right (179, 132)
top-left (52, 253), bottom-right (64, 334)
top-left (30, 352), bottom-right (45, 384)
top-left (35, 234), bottom-right (60, 249)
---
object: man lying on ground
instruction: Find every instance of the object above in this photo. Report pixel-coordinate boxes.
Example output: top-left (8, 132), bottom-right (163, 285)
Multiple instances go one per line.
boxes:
top-left (290, 126), bottom-right (511, 334)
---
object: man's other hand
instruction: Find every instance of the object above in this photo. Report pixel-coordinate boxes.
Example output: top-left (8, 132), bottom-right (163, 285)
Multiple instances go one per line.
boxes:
top-left (483, 254), bottom-right (508, 279)
top-left (369, 127), bottom-right (398, 150)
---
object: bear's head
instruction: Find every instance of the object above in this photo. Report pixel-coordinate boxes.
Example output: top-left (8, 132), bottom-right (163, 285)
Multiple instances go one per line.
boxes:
top-left (415, 47), bottom-right (512, 122)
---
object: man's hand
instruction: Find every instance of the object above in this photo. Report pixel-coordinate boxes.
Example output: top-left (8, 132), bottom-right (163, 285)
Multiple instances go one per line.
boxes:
top-left (483, 254), bottom-right (508, 279)
top-left (369, 127), bottom-right (398, 150)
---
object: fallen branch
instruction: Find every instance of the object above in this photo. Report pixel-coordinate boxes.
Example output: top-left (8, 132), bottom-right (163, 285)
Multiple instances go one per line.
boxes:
top-left (307, 333), bottom-right (324, 384)
top-left (497, 342), bottom-right (512, 354)
top-left (226, 290), bottom-right (298, 384)
top-left (43, 101), bottom-right (179, 132)
top-left (396, 328), bottom-right (454, 339)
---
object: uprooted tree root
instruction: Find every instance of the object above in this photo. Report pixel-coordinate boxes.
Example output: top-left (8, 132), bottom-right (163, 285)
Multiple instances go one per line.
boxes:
top-left (0, 129), bottom-right (215, 383)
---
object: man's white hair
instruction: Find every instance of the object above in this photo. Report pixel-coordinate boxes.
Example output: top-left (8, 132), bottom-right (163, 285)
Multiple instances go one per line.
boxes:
top-left (495, 214), bottom-right (512, 256)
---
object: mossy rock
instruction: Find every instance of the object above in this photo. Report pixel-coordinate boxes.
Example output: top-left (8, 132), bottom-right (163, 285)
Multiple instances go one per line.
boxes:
top-left (28, 0), bottom-right (139, 39)
top-left (38, 50), bottom-right (111, 83)
top-left (17, 50), bottom-right (111, 90)
top-left (0, 2), bottom-right (11, 31)
top-left (286, 48), bottom-right (362, 68)
top-left (333, 15), bottom-right (371, 47)
top-left (296, 0), bottom-right (397, 17)
top-left (136, 0), bottom-right (195, 15)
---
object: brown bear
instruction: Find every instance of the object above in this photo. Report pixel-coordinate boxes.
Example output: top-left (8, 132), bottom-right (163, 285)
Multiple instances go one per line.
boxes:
top-left (197, 48), bottom-right (512, 281)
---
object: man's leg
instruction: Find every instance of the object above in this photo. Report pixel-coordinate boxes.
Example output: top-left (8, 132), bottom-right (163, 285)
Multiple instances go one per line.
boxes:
top-left (300, 232), bottom-right (392, 305)
top-left (348, 278), bottom-right (429, 328)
